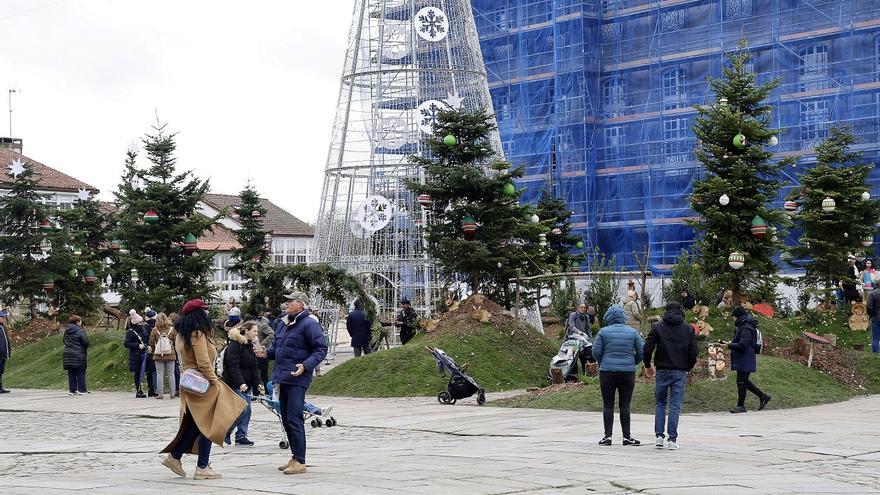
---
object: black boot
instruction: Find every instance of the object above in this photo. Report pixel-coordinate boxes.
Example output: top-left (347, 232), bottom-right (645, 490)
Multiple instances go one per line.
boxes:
top-left (135, 389), bottom-right (146, 398)
top-left (759, 394), bottom-right (772, 411)
top-left (0, 378), bottom-right (9, 394)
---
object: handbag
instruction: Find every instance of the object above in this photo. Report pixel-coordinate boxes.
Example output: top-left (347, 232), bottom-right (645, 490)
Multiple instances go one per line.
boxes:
top-left (180, 368), bottom-right (210, 396)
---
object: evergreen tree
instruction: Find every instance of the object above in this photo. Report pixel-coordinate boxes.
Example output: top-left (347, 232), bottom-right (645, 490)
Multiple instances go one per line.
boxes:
top-left (110, 123), bottom-right (217, 312)
top-left (0, 160), bottom-right (52, 317)
top-left (406, 109), bottom-right (546, 308)
top-left (228, 183), bottom-right (270, 316)
top-left (535, 189), bottom-right (578, 271)
top-left (788, 126), bottom-right (880, 292)
top-left (690, 41), bottom-right (793, 305)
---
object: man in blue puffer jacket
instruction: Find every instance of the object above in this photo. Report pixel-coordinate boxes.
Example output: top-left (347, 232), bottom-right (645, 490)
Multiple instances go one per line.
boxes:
top-left (267, 292), bottom-right (327, 475)
top-left (592, 305), bottom-right (644, 446)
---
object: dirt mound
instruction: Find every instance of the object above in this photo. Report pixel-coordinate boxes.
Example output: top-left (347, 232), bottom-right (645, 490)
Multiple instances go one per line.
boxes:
top-left (421, 294), bottom-right (547, 345)
top-left (8, 318), bottom-right (61, 347)
top-left (768, 346), bottom-right (866, 391)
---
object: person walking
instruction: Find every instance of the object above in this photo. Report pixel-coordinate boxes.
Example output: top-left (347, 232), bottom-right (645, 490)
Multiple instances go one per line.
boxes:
top-left (267, 292), bottom-right (328, 475)
top-left (222, 321), bottom-right (262, 446)
top-left (346, 300), bottom-right (373, 357)
top-left (150, 313), bottom-right (178, 399)
top-left (394, 299), bottom-right (418, 345)
top-left (643, 303), bottom-right (697, 450)
top-left (727, 306), bottom-right (771, 413)
top-left (160, 299), bottom-right (246, 480)
top-left (62, 315), bottom-right (89, 395)
top-left (256, 311), bottom-right (274, 389)
top-left (143, 308), bottom-right (158, 397)
top-left (592, 305), bottom-right (644, 446)
top-left (124, 310), bottom-right (150, 398)
top-left (623, 290), bottom-right (643, 331)
top-left (0, 311), bottom-right (11, 394)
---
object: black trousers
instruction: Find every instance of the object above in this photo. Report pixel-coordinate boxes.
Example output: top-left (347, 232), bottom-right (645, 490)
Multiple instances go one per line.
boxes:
top-left (400, 327), bottom-right (415, 345)
top-left (599, 371), bottom-right (635, 438)
top-left (0, 358), bottom-right (5, 386)
top-left (146, 358), bottom-right (156, 394)
top-left (67, 368), bottom-right (87, 393)
top-left (736, 371), bottom-right (766, 407)
top-left (257, 357), bottom-right (269, 389)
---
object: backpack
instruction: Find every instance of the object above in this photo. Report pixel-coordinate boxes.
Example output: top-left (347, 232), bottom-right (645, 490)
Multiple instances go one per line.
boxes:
top-left (155, 331), bottom-right (173, 356)
top-left (753, 327), bottom-right (764, 354)
top-left (215, 344), bottom-right (227, 376)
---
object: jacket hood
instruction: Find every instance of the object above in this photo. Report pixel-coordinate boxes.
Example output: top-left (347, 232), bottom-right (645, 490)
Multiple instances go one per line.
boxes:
top-left (227, 325), bottom-right (247, 344)
top-left (65, 324), bottom-right (82, 335)
top-left (736, 313), bottom-right (757, 327)
top-left (282, 309), bottom-right (310, 325)
top-left (662, 309), bottom-right (685, 326)
top-left (603, 305), bottom-right (628, 326)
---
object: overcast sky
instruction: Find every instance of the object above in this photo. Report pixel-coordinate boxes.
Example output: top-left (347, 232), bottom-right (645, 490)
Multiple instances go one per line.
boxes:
top-left (0, 0), bottom-right (354, 223)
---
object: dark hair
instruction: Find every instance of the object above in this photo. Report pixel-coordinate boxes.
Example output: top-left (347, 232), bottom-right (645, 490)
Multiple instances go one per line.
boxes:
top-left (665, 302), bottom-right (682, 312)
top-left (240, 321), bottom-right (257, 336)
top-left (176, 308), bottom-right (213, 349)
top-left (353, 299), bottom-right (364, 310)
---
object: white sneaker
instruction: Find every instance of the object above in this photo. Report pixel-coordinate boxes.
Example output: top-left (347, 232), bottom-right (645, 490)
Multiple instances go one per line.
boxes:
top-left (321, 406), bottom-right (333, 418)
top-left (655, 436), bottom-right (664, 448)
top-left (667, 441), bottom-right (679, 450)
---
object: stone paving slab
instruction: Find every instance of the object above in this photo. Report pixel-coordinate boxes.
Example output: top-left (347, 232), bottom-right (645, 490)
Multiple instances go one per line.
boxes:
top-left (1, 389), bottom-right (880, 494)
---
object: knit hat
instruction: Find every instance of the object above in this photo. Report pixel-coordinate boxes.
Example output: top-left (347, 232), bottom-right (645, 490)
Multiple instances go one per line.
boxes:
top-left (731, 306), bottom-right (748, 318)
top-left (129, 309), bottom-right (144, 325)
top-left (0, 310), bottom-right (7, 318)
top-left (145, 308), bottom-right (157, 319)
top-left (228, 307), bottom-right (241, 317)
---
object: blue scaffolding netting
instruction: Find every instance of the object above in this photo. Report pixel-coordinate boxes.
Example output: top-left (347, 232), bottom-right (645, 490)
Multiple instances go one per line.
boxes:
top-left (470, 0), bottom-right (880, 273)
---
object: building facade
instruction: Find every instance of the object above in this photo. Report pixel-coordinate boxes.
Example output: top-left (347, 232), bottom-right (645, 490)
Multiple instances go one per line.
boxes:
top-left (471, 0), bottom-right (880, 271)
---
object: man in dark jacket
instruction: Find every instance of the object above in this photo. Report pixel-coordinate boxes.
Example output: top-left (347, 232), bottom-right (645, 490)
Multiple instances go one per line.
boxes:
top-left (144, 308), bottom-right (158, 397)
top-left (394, 299), bottom-right (418, 345)
top-left (866, 283), bottom-right (880, 353)
top-left (62, 316), bottom-right (89, 395)
top-left (0, 311), bottom-right (11, 394)
top-left (679, 290), bottom-right (696, 311)
top-left (643, 303), bottom-right (697, 450)
top-left (346, 300), bottom-right (373, 357)
top-left (267, 292), bottom-right (327, 475)
top-left (726, 306), bottom-right (771, 413)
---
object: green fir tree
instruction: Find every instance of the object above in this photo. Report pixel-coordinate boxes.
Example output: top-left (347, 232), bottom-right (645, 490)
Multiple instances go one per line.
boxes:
top-left (535, 190), bottom-right (578, 271)
top-left (228, 183), bottom-right (270, 316)
top-left (690, 41), bottom-right (793, 305)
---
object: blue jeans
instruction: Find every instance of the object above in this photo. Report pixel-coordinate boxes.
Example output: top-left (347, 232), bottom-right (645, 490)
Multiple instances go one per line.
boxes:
top-left (872, 320), bottom-right (880, 353)
top-left (279, 384), bottom-right (307, 463)
top-left (171, 414), bottom-right (212, 469)
top-left (231, 390), bottom-right (252, 440)
top-left (654, 369), bottom-right (687, 442)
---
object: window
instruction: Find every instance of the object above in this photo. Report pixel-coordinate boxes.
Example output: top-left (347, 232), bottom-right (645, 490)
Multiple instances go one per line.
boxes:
top-left (604, 125), bottom-right (623, 161)
top-left (661, 10), bottom-right (685, 32)
top-left (602, 77), bottom-right (625, 113)
top-left (800, 100), bottom-right (829, 148)
top-left (662, 68), bottom-right (687, 109)
top-left (663, 117), bottom-right (690, 163)
top-left (875, 37), bottom-right (880, 80)
top-left (212, 253), bottom-right (242, 290)
top-left (799, 45), bottom-right (828, 75)
top-left (272, 237), bottom-right (313, 265)
top-left (726, 0), bottom-right (753, 19)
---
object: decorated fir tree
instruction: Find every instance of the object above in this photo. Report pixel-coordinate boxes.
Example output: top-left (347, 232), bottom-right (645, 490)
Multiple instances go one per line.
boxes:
top-left (690, 41), bottom-right (794, 305)
top-left (110, 123), bottom-right (217, 312)
top-left (535, 189), bottom-right (578, 271)
top-left (0, 158), bottom-right (52, 317)
top-left (787, 126), bottom-right (880, 292)
top-left (406, 109), bottom-right (547, 308)
top-left (229, 183), bottom-right (270, 315)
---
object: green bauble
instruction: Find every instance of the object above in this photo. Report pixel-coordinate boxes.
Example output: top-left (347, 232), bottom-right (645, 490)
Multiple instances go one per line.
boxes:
top-left (576, 241), bottom-right (584, 249)
top-left (443, 134), bottom-right (457, 146)
top-left (502, 182), bottom-right (516, 197)
top-left (68, 268), bottom-right (78, 278)
top-left (733, 133), bottom-right (747, 149)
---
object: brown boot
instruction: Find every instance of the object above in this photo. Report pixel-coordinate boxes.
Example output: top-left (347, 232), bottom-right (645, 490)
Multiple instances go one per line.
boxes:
top-left (194, 466), bottom-right (222, 480)
top-left (161, 455), bottom-right (186, 478)
top-left (278, 458), bottom-right (295, 471)
top-left (283, 460), bottom-right (307, 475)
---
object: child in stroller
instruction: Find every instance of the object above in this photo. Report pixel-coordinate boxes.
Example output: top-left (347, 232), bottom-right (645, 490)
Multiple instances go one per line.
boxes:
top-left (253, 381), bottom-right (338, 449)
top-left (549, 329), bottom-right (594, 384)
top-left (426, 346), bottom-right (486, 405)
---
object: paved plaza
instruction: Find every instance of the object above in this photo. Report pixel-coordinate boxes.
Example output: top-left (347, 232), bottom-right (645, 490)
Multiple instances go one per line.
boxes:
top-left (1, 388), bottom-right (879, 494)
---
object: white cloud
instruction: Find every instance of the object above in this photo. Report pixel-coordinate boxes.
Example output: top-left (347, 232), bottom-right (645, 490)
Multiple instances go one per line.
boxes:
top-left (0, 0), bottom-right (354, 222)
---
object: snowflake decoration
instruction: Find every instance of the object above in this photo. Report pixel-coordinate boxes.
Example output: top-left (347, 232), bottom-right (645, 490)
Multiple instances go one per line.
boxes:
top-left (418, 99), bottom-right (445, 134)
top-left (415, 7), bottom-right (449, 42)
top-left (377, 117), bottom-right (409, 150)
top-left (354, 195), bottom-right (392, 234)
top-left (383, 23), bottom-right (410, 60)
top-left (443, 93), bottom-right (464, 110)
top-left (76, 188), bottom-right (91, 201)
top-left (8, 157), bottom-right (26, 179)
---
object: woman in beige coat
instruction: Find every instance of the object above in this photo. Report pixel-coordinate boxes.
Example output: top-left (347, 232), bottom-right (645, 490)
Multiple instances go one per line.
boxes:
top-left (149, 313), bottom-right (177, 399)
top-left (160, 299), bottom-right (246, 480)
top-left (623, 290), bottom-right (642, 331)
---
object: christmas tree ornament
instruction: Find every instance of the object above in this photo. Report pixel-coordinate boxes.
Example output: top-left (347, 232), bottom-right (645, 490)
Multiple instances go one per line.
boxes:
top-left (413, 217), bottom-right (423, 227)
top-left (417, 194), bottom-right (432, 208)
top-left (415, 6), bottom-right (449, 42)
top-left (353, 195), bottom-right (392, 234)
top-left (111, 240), bottom-right (121, 252)
top-left (784, 201), bottom-right (798, 212)
top-left (576, 241), bottom-right (584, 249)
top-left (8, 157), bottom-right (26, 178)
top-left (768, 135), bottom-right (778, 146)
top-left (551, 228), bottom-right (562, 235)
top-left (570, 260), bottom-right (580, 272)
top-left (728, 251), bottom-right (745, 270)
top-left (68, 268), bottom-right (78, 278)
top-left (39, 219), bottom-right (53, 233)
top-left (118, 242), bottom-right (130, 255)
top-left (84, 269), bottom-right (97, 284)
top-left (502, 182), bottom-right (516, 197)
top-left (496, 262), bottom-right (502, 268)
top-left (538, 233), bottom-right (547, 247)
top-left (733, 133), bottom-right (747, 149)
top-left (251, 209), bottom-right (262, 218)
top-left (821, 197), bottom-right (836, 212)
top-left (530, 214), bottom-right (540, 224)
top-left (39, 239), bottom-right (51, 254)
top-left (719, 97), bottom-right (728, 107)
top-left (779, 251), bottom-right (793, 262)
top-left (751, 216), bottom-right (767, 240)
top-left (862, 236), bottom-right (874, 247)
top-left (443, 134), bottom-right (457, 147)
top-left (719, 194), bottom-right (730, 206)
top-left (130, 269), bottom-right (140, 283)
top-left (184, 233), bottom-right (199, 253)
top-left (857, 252), bottom-right (867, 262)
top-left (844, 232), bottom-right (849, 238)
top-left (461, 215), bottom-right (477, 236)
top-left (771, 235), bottom-right (778, 242)
top-left (862, 191), bottom-right (871, 201)
top-left (42, 277), bottom-right (55, 292)
top-left (73, 246), bottom-right (82, 256)
top-left (143, 210), bottom-right (159, 224)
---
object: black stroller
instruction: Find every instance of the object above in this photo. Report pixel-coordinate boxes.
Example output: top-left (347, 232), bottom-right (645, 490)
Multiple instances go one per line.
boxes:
top-left (426, 346), bottom-right (486, 405)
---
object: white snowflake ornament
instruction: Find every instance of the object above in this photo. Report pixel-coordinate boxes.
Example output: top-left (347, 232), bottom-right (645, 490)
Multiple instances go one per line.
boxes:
top-left (418, 100), bottom-right (446, 134)
top-left (444, 93), bottom-right (465, 110)
top-left (415, 7), bottom-right (449, 42)
top-left (76, 188), bottom-right (91, 201)
top-left (8, 157), bottom-right (26, 179)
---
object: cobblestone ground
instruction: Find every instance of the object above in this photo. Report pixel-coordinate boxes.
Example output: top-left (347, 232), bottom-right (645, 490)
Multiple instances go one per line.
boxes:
top-left (1, 389), bottom-right (879, 494)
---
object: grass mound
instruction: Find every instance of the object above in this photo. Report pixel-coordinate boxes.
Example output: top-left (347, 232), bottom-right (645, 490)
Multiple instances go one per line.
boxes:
top-left (4, 330), bottom-right (135, 391)
top-left (310, 322), bottom-right (557, 398)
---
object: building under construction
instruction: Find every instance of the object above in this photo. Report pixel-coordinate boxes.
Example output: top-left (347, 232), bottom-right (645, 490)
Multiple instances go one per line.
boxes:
top-left (471, 0), bottom-right (880, 271)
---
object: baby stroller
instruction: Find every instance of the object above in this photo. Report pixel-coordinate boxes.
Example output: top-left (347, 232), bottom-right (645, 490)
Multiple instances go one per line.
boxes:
top-left (426, 346), bottom-right (486, 405)
top-left (254, 381), bottom-right (338, 450)
top-left (549, 329), bottom-right (593, 384)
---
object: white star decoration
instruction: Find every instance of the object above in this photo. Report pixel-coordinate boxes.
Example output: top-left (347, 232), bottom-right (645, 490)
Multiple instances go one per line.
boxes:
top-left (8, 157), bottom-right (26, 179)
top-left (76, 188), bottom-right (91, 201)
top-left (444, 93), bottom-right (464, 110)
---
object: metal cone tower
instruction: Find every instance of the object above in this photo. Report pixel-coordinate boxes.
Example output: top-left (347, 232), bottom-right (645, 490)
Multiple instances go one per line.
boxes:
top-left (314, 0), bottom-right (501, 320)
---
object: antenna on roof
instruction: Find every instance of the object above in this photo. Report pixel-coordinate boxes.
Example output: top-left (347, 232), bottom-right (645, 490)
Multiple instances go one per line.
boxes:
top-left (8, 88), bottom-right (19, 137)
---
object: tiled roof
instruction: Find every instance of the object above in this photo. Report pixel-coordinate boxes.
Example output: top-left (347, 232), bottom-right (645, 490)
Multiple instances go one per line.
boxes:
top-left (202, 193), bottom-right (314, 237)
top-left (197, 224), bottom-right (240, 251)
top-left (0, 148), bottom-right (98, 193)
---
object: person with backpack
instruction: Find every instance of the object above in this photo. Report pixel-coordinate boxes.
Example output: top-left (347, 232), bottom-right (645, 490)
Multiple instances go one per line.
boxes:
top-left (150, 313), bottom-right (178, 399)
top-left (643, 303), bottom-right (698, 450)
top-left (725, 306), bottom-right (771, 413)
top-left (62, 315), bottom-right (89, 395)
top-left (124, 310), bottom-right (150, 398)
top-left (221, 320), bottom-right (261, 446)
